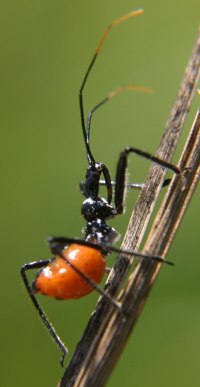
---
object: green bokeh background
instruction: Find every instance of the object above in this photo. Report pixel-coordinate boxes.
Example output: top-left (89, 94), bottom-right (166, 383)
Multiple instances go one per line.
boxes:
top-left (1, 1), bottom-right (199, 386)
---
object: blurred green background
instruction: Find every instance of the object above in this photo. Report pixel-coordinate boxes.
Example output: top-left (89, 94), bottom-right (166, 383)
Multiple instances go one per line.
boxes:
top-left (0, 0), bottom-right (199, 386)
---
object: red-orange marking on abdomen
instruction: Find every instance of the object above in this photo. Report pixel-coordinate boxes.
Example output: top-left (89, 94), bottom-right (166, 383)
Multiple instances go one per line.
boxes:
top-left (34, 244), bottom-right (106, 299)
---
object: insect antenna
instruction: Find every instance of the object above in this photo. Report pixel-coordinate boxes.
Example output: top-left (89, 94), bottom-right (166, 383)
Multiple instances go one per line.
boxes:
top-left (79, 9), bottom-right (144, 166)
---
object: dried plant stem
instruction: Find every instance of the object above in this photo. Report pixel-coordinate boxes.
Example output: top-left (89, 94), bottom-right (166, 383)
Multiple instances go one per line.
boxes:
top-left (59, 31), bottom-right (200, 387)
top-left (83, 109), bottom-right (200, 387)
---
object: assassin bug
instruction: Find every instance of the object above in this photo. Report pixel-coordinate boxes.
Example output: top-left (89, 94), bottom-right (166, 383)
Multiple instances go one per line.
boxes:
top-left (20, 9), bottom-right (181, 367)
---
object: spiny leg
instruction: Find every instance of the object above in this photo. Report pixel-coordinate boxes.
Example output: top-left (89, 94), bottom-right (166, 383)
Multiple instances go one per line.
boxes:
top-left (20, 260), bottom-right (68, 367)
top-left (110, 246), bottom-right (174, 266)
top-left (114, 146), bottom-right (181, 214)
top-left (49, 236), bottom-right (174, 266)
top-left (99, 178), bottom-right (171, 190)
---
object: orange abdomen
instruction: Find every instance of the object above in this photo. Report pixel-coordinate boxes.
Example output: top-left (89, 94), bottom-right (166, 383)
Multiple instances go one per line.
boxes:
top-left (34, 244), bottom-right (106, 299)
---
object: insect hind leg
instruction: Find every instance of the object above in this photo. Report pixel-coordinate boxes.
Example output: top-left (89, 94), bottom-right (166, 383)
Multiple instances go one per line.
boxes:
top-left (20, 260), bottom-right (68, 367)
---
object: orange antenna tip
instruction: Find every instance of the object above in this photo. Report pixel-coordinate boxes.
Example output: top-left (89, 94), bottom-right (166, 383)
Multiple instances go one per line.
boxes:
top-left (96, 9), bottom-right (144, 54)
top-left (111, 9), bottom-right (144, 28)
top-left (108, 85), bottom-right (154, 100)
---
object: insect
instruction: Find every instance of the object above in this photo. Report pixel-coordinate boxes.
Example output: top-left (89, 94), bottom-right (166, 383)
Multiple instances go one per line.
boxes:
top-left (20, 9), bottom-right (181, 367)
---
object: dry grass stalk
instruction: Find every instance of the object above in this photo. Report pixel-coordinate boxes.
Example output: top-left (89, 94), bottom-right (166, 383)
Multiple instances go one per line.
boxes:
top-left (59, 31), bottom-right (200, 387)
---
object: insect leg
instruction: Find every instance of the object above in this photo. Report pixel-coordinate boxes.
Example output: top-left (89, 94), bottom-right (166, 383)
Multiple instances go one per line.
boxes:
top-left (114, 146), bottom-right (181, 214)
top-left (20, 260), bottom-right (68, 367)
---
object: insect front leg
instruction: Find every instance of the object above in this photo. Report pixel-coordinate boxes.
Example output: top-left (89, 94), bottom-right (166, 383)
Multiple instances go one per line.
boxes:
top-left (114, 146), bottom-right (181, 214)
